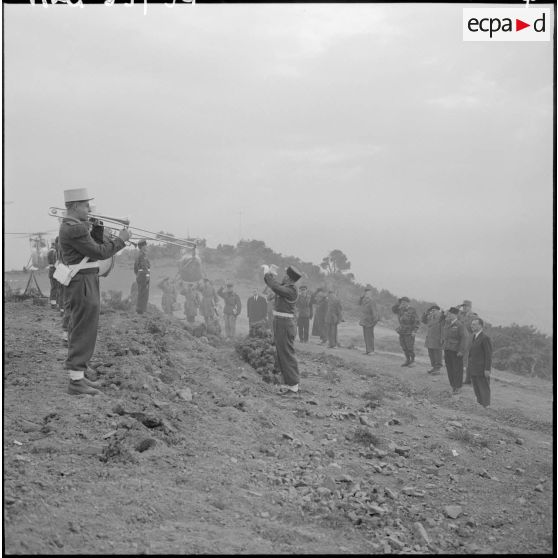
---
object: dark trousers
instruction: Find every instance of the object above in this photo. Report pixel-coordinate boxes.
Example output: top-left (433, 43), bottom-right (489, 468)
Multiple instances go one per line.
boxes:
top-left (48, 266), bottom-right (59, 304)
top-left (463, 335), bottom-right (472, 382)
top-left (471, 374), bottom-right (491, 406)
top-left (61, 286), bottom-right (71, 332)
top-left (64, 272), bottom-right (100, 372)
top-left (136, 277), bottom-right (150, 313)
top-left (362, 326), bottom-right (375, 353)
top-left (327, 323), bottom-right (338, 348)
top-left (273, 317), bottom-right (299, 386)
top-left (297, 317), bottom-right (310, 342)
top-left (444, 350), bottom-right (464, 389)
top-left (399, 334), bottom-right (415, 361)
top-left (428, 348), bottom-right (443, 369)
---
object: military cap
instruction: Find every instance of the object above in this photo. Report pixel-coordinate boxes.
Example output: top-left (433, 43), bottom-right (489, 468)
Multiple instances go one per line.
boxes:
top-left (286, 265), bottom-right (302, 282)
top-left (448, 306), bottom-right (460, 315)
top-left (138, 239), bottom-right (147, 248)
top-left (428, 305), bottom-right (441, 311)
top-left (399, 296), bottom-right (410, 303)
top-left (463, 299), bottom-right (472, 306)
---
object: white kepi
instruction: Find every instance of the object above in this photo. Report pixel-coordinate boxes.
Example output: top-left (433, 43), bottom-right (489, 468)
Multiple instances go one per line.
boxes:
top-left (64, 188), bottom-right (94, 203)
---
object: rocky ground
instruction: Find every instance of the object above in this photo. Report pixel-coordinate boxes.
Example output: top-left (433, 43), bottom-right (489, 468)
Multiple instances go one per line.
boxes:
top-left (3, 298), bottom-right (554, 554)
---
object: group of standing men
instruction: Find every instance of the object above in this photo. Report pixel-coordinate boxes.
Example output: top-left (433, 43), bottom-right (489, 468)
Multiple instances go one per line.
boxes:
top-left (392, 297), bottom-right (492, 407)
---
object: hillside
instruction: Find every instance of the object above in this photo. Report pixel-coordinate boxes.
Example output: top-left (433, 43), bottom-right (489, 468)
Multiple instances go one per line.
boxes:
top-left (3, 294), bottom-right (553, 554)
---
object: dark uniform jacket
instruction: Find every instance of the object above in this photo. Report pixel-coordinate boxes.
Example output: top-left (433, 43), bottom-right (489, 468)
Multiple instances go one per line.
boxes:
top-left (295, 292), bottom-right (313, 319)
top-left (134, 252), bottom-right (151, 278)
top-left (467, 331), bottom-right (492, 375)
top-left (325, 295), bottom-right (343, 325)
top-left (217, 287), bottom-right (242, 316)
top-left (359, 296), bottom-right (379, 327)
top-left (442, 318), bottom-right (467, 353)
top-left (264, 273), bottom-right (298, 314)
top-left (59, 218), bottom-right (125, 266)
top-left (247, 295), bottom-right (268, 323)
top-left (392, 304), bottom-right (419, 335)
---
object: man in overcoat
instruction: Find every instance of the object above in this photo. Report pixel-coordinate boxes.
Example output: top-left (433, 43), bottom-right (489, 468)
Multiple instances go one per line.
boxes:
top-left (421, 305), bottom-right (444, 374)
top-left (466, 317), bottom-right (492, 407)
top-left (295, 285), bottom-right (313, 342)
top-left (359, 286), bottom-right (379, 354)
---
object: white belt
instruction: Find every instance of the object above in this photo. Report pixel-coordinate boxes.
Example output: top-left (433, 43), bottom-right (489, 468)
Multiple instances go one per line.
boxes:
top-left (273, 311), bottom-right (294, 318)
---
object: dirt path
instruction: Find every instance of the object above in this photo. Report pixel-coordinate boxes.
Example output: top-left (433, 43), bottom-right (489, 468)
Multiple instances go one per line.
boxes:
top-left (3, 301), bottom-right (554, 554)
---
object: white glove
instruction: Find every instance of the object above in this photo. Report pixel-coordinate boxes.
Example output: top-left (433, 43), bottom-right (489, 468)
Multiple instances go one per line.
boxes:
top-left (261, 264), bottom-right (270, 274)
top-left (269, 264), bottom-right (279, 275)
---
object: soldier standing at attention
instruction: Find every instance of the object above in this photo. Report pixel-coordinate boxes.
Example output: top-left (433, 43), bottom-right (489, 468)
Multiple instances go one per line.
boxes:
top-left (58, 188), bottom-right (129, 395)
top-left (134, 239), bottom-right (150, 314)
top-left (295, 285), bottom-right (313, 342)
top-left (443, 306), bottom-right (468, 394)
top-left (359, 285), bottom-right (379, 355)
top-left (325, 289), bottom-right (343, 348)
top-left (264, 265), bottom-right (303, 395)
top-left (392, 296), bottom-right (420, 367)
top-left (217, 282), bottom-right (242, 340)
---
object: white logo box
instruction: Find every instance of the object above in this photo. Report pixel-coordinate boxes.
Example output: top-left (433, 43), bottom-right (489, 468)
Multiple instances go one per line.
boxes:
top-left (463, 8), bottom-right (552, 41)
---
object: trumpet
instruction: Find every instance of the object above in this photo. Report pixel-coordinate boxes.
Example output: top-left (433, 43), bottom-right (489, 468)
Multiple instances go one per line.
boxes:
top-left (48, 207), bottom-right (199, 249)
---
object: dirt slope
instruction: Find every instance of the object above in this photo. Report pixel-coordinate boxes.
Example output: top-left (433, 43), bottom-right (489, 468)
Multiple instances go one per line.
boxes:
top-left (3, 300), bottom-right (554, 554)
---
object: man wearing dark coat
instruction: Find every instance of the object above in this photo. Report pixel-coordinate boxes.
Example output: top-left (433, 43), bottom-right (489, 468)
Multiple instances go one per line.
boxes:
top-left (392, 297), bottom-right (420, 366)
top-left (359, 286), bottom-right (379, 354)
top-left (264, 265), bottom-right (302, 395)
top-left (47, 239), bottom-right (59, 310)
top-left (311, 287), bottom-right (328, 344)
top-left (58, 188), bottom-right (129, 395)
top-left (442, 307), bottom-right (468, 394)
top-left (295, 285), bottom-right (313, 342)
top-left (458, 299), bottom-right (478, 385)
top-left (247, 287), bottom-right (268, 331)
top-left (325, 290), bottom-right (343, 348)
top-left (467, 317), bottom-right (492, 407)
top-left (421, 305), bottom-right (445, 374)
top-left (134, 239), bottom-right (150, 314)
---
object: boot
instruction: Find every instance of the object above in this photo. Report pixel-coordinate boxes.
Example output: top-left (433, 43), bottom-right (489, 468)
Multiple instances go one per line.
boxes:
top-left (67, 379), bottom-right (101, 396)
top-left (83, 376), bottom-right (103, 389)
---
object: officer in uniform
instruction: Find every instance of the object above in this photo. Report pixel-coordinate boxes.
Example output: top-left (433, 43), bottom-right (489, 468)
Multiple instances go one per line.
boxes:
top-left (263, 264), bottom-right (303, 395)
top-left (294, 285), bottom-right (313, 342)
top-left (58, 188), bottom-right (129, 395)
top-left (134, 239), bottom-right (150, 314)
top-left (392, 296), bottom-right (420, 367)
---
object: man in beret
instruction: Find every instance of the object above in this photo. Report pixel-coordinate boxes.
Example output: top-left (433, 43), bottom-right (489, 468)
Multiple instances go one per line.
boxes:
top-left (263, 264), bottom-right (302, 395)
top-left (359, 286), bottom-right (379, 355)
top-left (58, 188), bottom-right (130, 395)
top-left (134, 239), bottom-right (151, 314)
top-left (217, 281), bottom-right (242, 340)
top-left (442, 306), bottom-right (468, 394)
top-left (392, 296), bottom-right (420, 366)
top-left (421, 305), bottom-right (444, 374)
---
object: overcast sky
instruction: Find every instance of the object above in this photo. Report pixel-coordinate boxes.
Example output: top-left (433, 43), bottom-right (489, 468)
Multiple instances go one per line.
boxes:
top-left (3, 3), bottom-right (554, 333)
